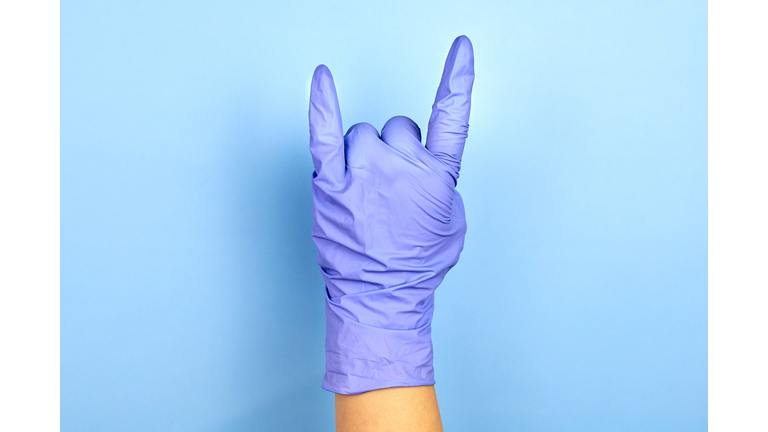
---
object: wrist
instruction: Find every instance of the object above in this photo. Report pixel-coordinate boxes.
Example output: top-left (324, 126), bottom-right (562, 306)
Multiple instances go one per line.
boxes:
top-left (322, 292), bottom-right (436, 395)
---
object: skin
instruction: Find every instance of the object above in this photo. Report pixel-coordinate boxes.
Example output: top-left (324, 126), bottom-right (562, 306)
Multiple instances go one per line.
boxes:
top-left (335, 385), bottom-right (444, 432)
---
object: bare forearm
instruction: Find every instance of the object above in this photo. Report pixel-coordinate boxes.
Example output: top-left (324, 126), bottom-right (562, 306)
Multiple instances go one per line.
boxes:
top-left (335, 385), bottom-right (444, 432)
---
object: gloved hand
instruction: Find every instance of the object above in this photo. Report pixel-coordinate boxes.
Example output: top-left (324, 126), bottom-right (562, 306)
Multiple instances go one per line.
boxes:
top-left (309, 35), bottom-right (475, 395)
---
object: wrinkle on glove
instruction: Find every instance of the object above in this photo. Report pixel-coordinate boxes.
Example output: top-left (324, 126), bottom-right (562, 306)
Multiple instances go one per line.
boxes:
top-left (309, 36), bottom-right (475, 395)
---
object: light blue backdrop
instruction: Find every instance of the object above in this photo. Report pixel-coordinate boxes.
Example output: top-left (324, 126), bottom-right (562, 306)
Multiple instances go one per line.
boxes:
top-left (62, 0), bottom-right (707, 430)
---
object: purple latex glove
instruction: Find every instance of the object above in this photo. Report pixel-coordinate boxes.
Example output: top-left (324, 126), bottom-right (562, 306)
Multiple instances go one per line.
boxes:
top-left (309, 36), bottom-right (475, 395)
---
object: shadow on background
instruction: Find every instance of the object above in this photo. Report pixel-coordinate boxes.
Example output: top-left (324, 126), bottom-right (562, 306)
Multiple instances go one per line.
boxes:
top-left (216, 129), bottom-right (334, 430)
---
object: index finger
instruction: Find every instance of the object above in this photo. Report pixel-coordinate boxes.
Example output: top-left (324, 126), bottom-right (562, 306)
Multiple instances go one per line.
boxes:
top-left (425, 35), bottom-right (475, 183)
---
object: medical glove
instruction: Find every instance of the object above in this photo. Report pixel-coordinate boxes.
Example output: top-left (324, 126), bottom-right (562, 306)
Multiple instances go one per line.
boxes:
top-left (309, 35), bottom-right (475, 395)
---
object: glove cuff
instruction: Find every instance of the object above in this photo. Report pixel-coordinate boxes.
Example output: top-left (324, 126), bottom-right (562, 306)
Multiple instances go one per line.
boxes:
top-left (321, 293), bottom-right (436, 395)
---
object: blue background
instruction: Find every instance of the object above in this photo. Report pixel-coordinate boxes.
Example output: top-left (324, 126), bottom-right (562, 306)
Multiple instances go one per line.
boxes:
top-left (62, 0), bottom-right (707, 430)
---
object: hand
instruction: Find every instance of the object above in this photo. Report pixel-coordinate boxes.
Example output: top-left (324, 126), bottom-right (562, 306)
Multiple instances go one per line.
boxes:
top-left (309, 35), bottom-right (475, 395)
